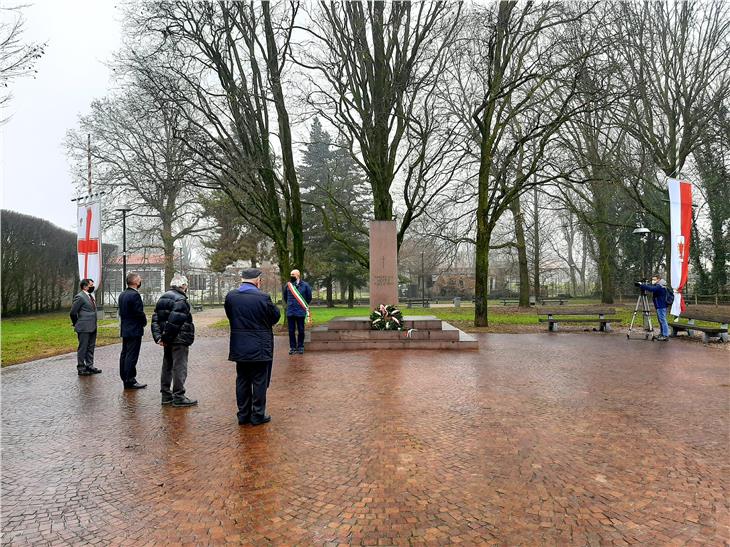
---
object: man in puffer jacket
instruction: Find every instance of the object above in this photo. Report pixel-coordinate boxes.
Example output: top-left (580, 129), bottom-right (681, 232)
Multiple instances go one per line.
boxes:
top-left (151, 274), bottom-right (198, 407)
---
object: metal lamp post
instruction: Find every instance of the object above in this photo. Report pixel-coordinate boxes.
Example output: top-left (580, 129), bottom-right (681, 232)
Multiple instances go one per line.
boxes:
top-left (115, 206), bottom-right (133, 287)
top-left (632, 226), bottom-right (650, 280)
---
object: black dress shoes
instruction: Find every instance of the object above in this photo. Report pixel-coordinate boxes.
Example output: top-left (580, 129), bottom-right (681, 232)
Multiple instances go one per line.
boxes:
top-left (250, 415), bottom-right (271, 426)
top-left (238, 417), bottom-right (251, 425)
top-left (124, 382), bottom-right (147, 389)
top-left (86, 366), bottom-right (102, 374)
top-left (77, 369), bottom-right (92, 376)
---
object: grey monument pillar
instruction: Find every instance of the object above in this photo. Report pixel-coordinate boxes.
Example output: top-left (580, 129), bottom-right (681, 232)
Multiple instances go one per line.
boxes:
top-left (369, 220), bottom-right (399, 309)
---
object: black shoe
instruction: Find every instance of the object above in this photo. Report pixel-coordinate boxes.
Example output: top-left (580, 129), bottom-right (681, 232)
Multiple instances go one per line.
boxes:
top-left (238, 417), bottom-right (251, 425)
top-left (288, 348), bottom-right (296, 355)
top-left (124, 382), bottom-right (147, 390)
top-left (161, 395), bottom-right (174, 406)
top-left (172, 396), bottom-right (198, 407)
top-left (78, 369), bottom-right (92, 376)
top-left (250, 415), bottom-right (271, 426)
top-left (296, 347), bottom-right (304, 354)
top-left (86, 366), bottom-right (102, 374)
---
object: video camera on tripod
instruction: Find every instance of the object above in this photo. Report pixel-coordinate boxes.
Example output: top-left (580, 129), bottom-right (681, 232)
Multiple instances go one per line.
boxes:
top-left (627, 280), bottom-right (655, 341)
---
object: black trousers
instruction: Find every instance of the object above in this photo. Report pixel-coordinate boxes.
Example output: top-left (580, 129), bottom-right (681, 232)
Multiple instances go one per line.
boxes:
top-left (119, 336), bottom-right (142, 385)
top-left (236, 360), bottom-right (271, 423)
top-left (76, 330), bottom-right (97, 371)
top-left (287, 315), bottom-right (305, 349)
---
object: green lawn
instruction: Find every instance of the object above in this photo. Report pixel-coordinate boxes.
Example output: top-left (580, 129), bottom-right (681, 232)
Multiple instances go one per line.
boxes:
top-left (1, 313), bottom-right (120, 366)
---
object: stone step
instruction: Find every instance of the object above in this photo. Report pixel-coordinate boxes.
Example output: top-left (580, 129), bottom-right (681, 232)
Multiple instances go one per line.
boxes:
top-left (306, 332), bottom-right (478, 351)
top-left (310, 322), bottom-right (460, 341)
top-left (327, 315), bottom-right (443, 331)
top-left (307, 321), bottom-right (478, 351)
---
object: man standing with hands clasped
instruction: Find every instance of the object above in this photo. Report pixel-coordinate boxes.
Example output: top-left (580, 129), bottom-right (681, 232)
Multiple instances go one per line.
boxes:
top-left (70, 278), bottom-right (102, 376)
top-left (225, 268), bottom-right (281, 426)
top-left (118, 272), bottom-right (147, 389)
top-left (282, 269), bottom-right (312, 355)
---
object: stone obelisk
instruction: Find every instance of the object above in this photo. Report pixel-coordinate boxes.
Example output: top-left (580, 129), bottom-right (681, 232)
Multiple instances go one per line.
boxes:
top-left (369, 220), bottom-right (398, 309)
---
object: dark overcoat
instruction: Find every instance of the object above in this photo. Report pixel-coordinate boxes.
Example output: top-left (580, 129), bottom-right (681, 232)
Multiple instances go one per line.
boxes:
top-left (224, 283), bottom-right (281, 362)
top-left (118, 287), bottom-right (147, 338)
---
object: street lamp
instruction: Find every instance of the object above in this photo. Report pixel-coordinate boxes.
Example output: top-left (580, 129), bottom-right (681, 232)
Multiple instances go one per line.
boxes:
top-left (115, 205), bottom-right (133, 287)
top-left (632, 225), bottom-right (650, 280)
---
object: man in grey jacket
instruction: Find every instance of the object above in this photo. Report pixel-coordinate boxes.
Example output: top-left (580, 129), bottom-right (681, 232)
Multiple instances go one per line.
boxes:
top-left (70, 278), bottom-right (102, 376)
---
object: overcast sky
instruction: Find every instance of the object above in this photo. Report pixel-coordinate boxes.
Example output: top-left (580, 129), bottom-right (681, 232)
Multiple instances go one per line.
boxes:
top-left (2, 1), bottom-right (122, 232)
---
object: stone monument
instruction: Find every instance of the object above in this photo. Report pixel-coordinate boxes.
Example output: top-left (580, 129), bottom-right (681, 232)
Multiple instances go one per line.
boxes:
top-left (307, 220), bottom-right (478, 351)
top-left (369, 220), bottom-right (398, 309)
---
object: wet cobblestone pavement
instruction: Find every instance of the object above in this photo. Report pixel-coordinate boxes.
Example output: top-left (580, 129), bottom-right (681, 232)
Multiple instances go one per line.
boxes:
top-left (1, 334), bottom-right (729, 545)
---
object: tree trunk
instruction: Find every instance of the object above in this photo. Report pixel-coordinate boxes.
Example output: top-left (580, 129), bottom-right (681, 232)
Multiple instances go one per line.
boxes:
top-left (532, 187), bottom-right (540, 300)
top-left (262, 3), bottom-right (304, 268)
top-left (595, 224), bottom-right (614, 304)
top-left (162, 219), bottom-right (175, 289)
top-left (326, 274), bottom-right (334, 308)
top-left (510, 196), bottom-right (530, 307)
top-left (348, 283), bottom-right (355, 308)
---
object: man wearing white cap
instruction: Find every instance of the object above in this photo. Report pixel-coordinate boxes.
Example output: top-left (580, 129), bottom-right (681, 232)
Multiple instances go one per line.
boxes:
top-left (151, 274), bottom-right (198, 407)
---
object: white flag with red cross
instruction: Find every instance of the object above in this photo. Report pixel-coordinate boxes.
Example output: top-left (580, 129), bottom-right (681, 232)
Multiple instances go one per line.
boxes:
top-left (77, 201), bottom-right (102, 287)
top-left (668, 178), bottom-right (692, 317)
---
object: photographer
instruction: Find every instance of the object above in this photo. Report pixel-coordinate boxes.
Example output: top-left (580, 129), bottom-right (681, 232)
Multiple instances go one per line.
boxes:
top-left (635, 275), bottom-right (672, 341)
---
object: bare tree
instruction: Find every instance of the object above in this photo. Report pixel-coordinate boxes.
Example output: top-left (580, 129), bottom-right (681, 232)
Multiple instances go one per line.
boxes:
top-left (452, 1), bottom-right (598, 326)
top-left (296, 1), bottom-right (463, 249)
top-left (0, 5), bottom-right (45, 120)
top-left (128, 1), bottom-right (304, 281)
top-left (66, 78), bottom-right (207, 287)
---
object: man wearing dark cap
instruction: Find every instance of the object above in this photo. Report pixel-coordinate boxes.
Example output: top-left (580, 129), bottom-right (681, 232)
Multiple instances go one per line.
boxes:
top-left (224, 268), bottom-right (281, 425)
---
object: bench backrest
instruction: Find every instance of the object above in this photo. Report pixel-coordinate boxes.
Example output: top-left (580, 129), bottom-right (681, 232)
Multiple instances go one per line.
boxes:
top-left (537, 307), bottom-right (616, 316)
top-left (678, 307), bottom-right (730, 324)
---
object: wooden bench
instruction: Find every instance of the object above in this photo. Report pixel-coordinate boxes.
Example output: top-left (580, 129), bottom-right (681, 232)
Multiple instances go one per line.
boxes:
top-left (405, 299), bottom-right (430, 308)
top-left (537, 307), bottom-right (622, 332)
top-left (540, 298), bottom-right (567, 305)
top-left (103, 307), bottom-right (118, 319)
top-left (192, 304), bottom-right (204, 312)
top-left (669, 308), bottom-right (729, 344)
top-left (501, 299), bottom-right (519, 306)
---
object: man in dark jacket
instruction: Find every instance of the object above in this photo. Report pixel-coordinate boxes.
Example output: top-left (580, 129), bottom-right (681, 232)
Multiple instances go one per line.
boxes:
top-left (151, 274), bottom-right (197, 407)
top-left (70, 278), bottom-right (101, 376)
top-left (225, 268), bottom-right (281, 425)
top-left (118, 272), bottom-right (147, 389)
top-left (636, 274), bottom-right (671, 341)
top-left (282, 268), bottom-right (312, 355)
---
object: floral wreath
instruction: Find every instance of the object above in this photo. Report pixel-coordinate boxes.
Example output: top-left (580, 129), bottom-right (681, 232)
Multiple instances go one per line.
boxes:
top-left (370, 304), bottom-right (404, 330)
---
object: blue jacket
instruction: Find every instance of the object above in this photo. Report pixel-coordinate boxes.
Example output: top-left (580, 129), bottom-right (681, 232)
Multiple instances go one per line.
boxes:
top-left (639, 283), bottom-right (669, 310)
top-left (225, 283), bottom-right (281, 362)
top-left (282, 280), bottom-right (312, 317)
top-left (118, 287), bottom-right (147, 338)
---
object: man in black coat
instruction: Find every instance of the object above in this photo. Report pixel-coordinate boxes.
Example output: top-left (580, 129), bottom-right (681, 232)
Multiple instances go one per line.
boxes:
top-left (151, 274), bottom-right (197, 407)
top-left (118, 272), bottom-right (147, 389)
top-left (224, 268), bottom-right (281, 425)
top-left (70, 278), bottom-right (101, 376)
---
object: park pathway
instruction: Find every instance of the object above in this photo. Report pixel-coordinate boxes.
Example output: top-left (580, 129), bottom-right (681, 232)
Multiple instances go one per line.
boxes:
top-left (1, 334), bottom-right (728, 545)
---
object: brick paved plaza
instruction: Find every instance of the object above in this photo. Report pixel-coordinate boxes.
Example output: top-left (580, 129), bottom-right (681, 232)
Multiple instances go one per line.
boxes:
top-left (1, 334), bottom-right (729, 545)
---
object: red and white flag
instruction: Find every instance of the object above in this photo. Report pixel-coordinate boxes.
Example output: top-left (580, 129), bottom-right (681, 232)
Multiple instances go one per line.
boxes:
top-left (77, 201), bottom-right (102, 288)
top-left (668, 178), bottom-right (691, 317)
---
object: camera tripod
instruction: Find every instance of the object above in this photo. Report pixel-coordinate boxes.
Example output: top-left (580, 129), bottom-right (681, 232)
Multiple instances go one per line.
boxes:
top-left (626, 290), bottom-right (655, 341)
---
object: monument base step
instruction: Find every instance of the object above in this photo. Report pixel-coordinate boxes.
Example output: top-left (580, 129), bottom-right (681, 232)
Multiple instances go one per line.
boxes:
top-left (307, 317), bottom-right (478, 351)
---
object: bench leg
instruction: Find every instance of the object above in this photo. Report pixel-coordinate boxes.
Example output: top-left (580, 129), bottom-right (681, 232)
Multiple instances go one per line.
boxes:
top-left (548, 322), bottom-right (557, 332)
top-left (720, 332), bottom-right (729, 343)
top-left (602, 322), bottom-right (612, 333)
top-left (703, 332), bottom-right (710, 345)
top-left (670, 326), bottom-right (678, 337)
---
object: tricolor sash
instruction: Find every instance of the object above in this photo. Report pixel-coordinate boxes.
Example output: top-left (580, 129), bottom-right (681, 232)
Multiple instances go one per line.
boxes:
top-left (287, 282), bottom-right (311, 323)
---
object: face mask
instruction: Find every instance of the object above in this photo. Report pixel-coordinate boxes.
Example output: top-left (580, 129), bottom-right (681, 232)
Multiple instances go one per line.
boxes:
top-left (137, 282), bottom-right (142, 289)
top-left (87, 286), bottom-right (95, 293)
top-left (290, 276), bottom-right (297, 283)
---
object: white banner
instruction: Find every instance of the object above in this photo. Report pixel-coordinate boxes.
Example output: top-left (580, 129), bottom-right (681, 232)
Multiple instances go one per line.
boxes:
top-left (77, 201), bottom-right (102, 287)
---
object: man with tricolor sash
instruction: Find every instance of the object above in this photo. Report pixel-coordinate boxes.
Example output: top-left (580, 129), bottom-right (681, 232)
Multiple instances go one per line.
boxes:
top-left (282, 269), bottom-right (312, 355)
